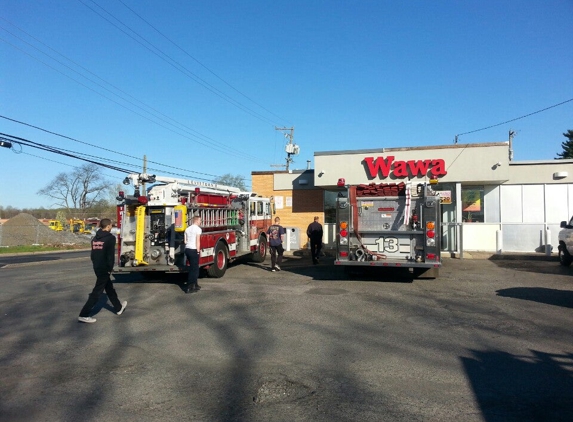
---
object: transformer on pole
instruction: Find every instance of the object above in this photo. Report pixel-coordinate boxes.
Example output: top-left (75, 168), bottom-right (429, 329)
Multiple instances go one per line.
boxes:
top-left (275, 126), bottom-right (299, 171)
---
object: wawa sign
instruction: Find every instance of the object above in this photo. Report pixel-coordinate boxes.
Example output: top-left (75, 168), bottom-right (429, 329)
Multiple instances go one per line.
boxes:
top-left (363, 156), bottom-right (447, 179)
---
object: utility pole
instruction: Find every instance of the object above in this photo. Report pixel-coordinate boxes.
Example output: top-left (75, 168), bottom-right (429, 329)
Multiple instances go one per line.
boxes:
top-left (275, 126), bottom-right (297, 171)
top-left (508, 130), bottom-right (515, 161)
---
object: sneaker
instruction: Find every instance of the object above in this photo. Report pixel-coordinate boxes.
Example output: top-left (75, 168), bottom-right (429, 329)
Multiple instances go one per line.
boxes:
top-left (271, 268), bottom-right (276, 272)
top-left (78, 316), bottom-right (96, 323)
top-left (275, 265), bottom-right (281, 271)
top-left (117, 301), bottom-right (128, 315)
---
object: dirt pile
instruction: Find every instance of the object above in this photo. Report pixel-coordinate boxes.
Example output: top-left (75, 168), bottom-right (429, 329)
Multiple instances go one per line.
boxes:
top-left (0, 213), bottom-right (92, 247)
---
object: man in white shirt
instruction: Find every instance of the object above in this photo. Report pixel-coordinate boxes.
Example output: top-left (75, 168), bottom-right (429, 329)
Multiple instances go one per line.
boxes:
top-left (184, 215), bottom-right (202, 294)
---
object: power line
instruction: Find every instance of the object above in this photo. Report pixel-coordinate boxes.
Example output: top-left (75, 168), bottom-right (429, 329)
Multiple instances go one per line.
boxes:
top-left (1, 128), bottom-right (251, 183)
top-left (0, 133), bottom-right (135, 173)
top-left (78, 0), bottom-right (285, 127)
top-left (116, 0), bottom-right (289, 125)
top-left (1, 115), bottom-right (224, 179)
top-left (455, 98), bottom-right (573, 141)
top-left (0, 22), bottom-right (266, 163)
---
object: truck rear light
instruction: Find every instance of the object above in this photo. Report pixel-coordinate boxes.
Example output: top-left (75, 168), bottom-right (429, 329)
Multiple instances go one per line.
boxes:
top-left (340, 237), bottom-right (348, 245)
top-left (426, 221), bottom-right (435, 230)
top-left (340, 221), bottom-right (348, 229)
top-left (426, 238), bottom-right (436, 246)
top-left (340, 251), bottom-right (349, 257)
top-left (138, 196), bottom-right (148, 205)
top-left (426, 230), bottom-right (435, 238)
top-left (340, 229), bottom-right (348, 237)
top-left (427, 253), bottom-right (436, 260)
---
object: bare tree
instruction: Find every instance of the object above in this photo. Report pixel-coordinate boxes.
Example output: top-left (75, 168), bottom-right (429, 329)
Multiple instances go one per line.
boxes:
top-left (37, 164), bottom-right (110, 218)
top-left (213, 173), bottom-right (247, 191)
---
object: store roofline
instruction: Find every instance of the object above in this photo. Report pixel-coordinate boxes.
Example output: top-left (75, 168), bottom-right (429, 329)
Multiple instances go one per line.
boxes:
top-left (251, 169), bottom-right (312, 175)
top-left (314, 141), bottom-right (509, 156)
top-left (509, 159), bottom-right (573, 165)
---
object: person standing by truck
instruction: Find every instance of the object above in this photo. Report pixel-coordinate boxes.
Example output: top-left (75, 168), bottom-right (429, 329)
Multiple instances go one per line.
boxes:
top-left (184, 215), bottom-right (202, 293)
top-left (307, 216), bottom-right (323, 264)
top-left (78, 219), bottom-right (127, 323)
top-left (267, 216), bottom-right (285, 272)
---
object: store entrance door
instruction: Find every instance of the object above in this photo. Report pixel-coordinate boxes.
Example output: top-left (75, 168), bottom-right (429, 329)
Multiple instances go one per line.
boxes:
top-left (435, 183), bottom-right (459, 255)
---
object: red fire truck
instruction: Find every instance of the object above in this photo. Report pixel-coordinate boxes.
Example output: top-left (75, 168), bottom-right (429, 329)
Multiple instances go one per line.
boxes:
top-left (114, 173), bottom-right (274, 278)
top-left (335, 179), bottom-right (441, 278)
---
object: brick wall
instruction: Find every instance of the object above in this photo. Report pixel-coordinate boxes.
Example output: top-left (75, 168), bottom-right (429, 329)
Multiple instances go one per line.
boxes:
top-left (252, 172), bottom-right (324, 249)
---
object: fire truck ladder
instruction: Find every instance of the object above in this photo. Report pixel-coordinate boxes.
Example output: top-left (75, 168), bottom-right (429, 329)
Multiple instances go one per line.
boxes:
top-left (195, 208), bottom-right (240, 228)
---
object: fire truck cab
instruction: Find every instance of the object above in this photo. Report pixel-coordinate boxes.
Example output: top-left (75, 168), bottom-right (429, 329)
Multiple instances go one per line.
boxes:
top-left (114, 173), bottom-right (274, 278)
top-left (335, 180), bottom-right (441, 278)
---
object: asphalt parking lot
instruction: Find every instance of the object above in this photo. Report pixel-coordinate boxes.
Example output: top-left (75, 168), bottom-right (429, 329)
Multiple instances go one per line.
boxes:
top-left (1, 252), bottom-right (572, 421)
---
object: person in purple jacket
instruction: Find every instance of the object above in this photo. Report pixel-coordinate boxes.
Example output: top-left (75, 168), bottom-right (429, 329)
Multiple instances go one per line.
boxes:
top-left (266, 216), bottom-right (285, 272)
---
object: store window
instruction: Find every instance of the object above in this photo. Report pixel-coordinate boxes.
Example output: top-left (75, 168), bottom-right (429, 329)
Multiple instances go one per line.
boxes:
top-left (461, 186), bottom-right (484, 222)
top-left (324, 190), bottom-right (339, 223)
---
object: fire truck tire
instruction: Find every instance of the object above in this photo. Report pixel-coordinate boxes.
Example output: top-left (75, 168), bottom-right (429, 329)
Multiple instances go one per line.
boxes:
top-left (208, 242), bottom-right (228, 278)
top-left (252, 235), bottom-right (267, 263)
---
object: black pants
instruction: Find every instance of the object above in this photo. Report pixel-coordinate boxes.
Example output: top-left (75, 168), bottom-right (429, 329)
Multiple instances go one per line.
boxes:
top-left (185, 248), bottom-right (199, 287)
top-left (270, 244), bottom-right (284, 268)
top-left (79, 272), bottom-right (122, 317)
top-left (310, 238), bottom-right (322, 261)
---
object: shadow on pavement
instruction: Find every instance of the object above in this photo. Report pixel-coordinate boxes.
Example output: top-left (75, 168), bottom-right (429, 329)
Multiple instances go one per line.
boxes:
top-left (496, 287), bottom-right (573, 309)
top-left (461, 349), bottom-right (573, 421)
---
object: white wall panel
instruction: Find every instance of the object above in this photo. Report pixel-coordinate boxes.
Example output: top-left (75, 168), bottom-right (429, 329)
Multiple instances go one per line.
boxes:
top-left (484, 185), bottom-right (500, 223)
top-left (522, 185), bottom-right (544, 223)
top-left (545, 184), bottom-right (568, 223)
top-left (462, 224), bottom-right (498, 251)
top-left (568, 185), bottom-right (573, 221)
top-left (501, 186), bottom-right (522, 223)
top-left (502, 224), bottom-right (545, 252)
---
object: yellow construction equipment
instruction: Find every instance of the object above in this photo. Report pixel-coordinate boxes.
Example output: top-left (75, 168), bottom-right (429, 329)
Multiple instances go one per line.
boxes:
top-left (48, 220), bottom-right (64, 231)
top-left (69, 219), bottom-right (93, 234)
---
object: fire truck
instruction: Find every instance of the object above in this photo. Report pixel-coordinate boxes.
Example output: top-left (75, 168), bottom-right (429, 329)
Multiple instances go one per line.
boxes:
top-left (114, 173), bottom-right (274, 277)
top-left (334, 179), bottom-right (441, 278)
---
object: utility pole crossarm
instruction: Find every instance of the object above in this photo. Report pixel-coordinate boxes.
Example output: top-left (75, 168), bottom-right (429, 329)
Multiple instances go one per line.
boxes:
top-left (274, 126), bottom-right (296, 171)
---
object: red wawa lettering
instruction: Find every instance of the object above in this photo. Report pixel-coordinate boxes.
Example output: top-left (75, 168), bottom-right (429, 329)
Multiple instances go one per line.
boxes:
top-left (364, 156), bottom-right (447, 178)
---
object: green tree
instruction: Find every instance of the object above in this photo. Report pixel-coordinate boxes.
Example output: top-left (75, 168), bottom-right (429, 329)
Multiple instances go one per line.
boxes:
top-left (556, 130), bottom-right (573, 159)
top-left (212, 173), bottom-right (247, 191)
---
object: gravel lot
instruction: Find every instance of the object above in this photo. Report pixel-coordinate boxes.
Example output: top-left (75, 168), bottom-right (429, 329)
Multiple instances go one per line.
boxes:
top-left (0, 213), bottom-right (91, 246)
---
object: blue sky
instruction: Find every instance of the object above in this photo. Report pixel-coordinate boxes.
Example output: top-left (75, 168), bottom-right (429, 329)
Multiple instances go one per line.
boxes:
top-left (1, 0), bottom-right (572, 209)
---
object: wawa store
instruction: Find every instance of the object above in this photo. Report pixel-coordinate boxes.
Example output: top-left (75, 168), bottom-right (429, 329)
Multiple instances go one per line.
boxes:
top-left (313, 142), bottom-right (573, 254)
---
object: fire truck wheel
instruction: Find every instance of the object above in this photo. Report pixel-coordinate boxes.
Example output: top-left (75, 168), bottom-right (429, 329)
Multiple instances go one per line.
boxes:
top-left (252, 235), bottom-right (267, 263)
top-left (208, 242), bottom-right (228, 278)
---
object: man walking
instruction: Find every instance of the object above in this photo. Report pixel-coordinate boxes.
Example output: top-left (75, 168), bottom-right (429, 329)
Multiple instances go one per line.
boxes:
top-left (184, 215), bottom-right (202, 293)
top-left (78, 219), bottom-right (126, 323)
top-left (267, 216), bottom-right (285, 272)
top-left (307, 216), bottom-right (323, 264)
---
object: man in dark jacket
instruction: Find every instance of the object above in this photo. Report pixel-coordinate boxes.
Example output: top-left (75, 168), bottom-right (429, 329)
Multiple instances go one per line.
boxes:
top-left (307, 216), bottom-right (323, 264)
top-left (78, 219), bottom-right (126, 323)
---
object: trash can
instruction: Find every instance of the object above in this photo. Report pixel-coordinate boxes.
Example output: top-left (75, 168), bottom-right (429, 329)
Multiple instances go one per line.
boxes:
top-left (285, 227), bottom-right (299, 251)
